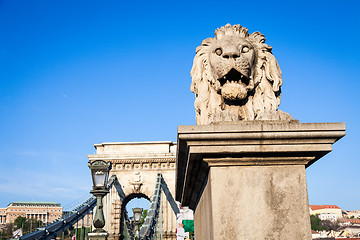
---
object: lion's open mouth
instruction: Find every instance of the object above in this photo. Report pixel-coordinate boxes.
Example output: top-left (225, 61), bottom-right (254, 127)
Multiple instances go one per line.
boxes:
top-left (218, 68), bottom-right (250, 86)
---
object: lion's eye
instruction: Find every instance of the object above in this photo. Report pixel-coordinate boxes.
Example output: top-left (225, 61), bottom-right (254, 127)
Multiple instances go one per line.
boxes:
top-left (242, 46), bottom-right (249, 53)
top-left (215, 48), bottom-right (222, 56)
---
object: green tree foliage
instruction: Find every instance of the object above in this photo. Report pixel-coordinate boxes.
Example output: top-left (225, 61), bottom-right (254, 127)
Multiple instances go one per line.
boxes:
top-left (320, 219), bottom-right (339, 231)
top-left (74, 227), bottom-right (91, 240)
top-left (140, 210), bottom-right (148, 228)
top-left (13, 216), bottom-right (43, 235)
top-left (310, 214), bottom-right (327, 231)
top-left (14, 216), bottom-right (27, 229)
top-left (310, 214), bottom-right (339, 231)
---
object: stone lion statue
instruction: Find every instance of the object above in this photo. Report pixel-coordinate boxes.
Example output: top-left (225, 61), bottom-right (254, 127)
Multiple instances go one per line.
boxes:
top-left (191, 24), bottom-right (292, 125)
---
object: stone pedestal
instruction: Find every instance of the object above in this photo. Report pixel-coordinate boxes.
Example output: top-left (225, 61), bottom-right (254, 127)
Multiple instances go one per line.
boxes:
top-left (88, 232), bottom-right (109, 240)
top-left (175, 121), bottom-right (345, 240)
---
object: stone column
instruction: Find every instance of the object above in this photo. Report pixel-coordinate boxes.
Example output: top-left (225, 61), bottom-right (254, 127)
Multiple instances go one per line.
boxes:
top-left (175, 121), bottom-right (345, 240)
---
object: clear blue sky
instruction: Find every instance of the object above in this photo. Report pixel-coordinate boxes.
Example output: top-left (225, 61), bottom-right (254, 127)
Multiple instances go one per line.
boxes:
top-left (0, 0), bottom-right (359, 212)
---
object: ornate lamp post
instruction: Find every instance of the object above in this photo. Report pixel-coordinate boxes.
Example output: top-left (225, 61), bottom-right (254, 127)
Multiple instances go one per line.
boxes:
top-left (88, 160), bottom-right (112, 233)
top-left (132, 208), bottom-right (143, 240)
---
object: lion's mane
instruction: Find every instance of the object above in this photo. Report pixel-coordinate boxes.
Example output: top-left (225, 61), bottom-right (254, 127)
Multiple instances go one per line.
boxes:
top-left (190, 24), bottom-right (291, 125)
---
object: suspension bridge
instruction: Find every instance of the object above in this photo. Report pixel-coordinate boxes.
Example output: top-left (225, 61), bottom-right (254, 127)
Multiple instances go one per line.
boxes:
top-left (19, 173), bottom-right (179, 240)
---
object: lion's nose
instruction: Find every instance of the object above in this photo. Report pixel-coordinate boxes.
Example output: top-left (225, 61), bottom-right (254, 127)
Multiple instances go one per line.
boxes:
top-left (223, 52), bottom-right (240, 59)
top-left (222, 46), bottom-right (240, 59)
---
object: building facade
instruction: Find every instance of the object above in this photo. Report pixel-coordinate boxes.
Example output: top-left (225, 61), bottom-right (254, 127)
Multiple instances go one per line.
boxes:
top-left (309, 205), bottom-right (343, 221)
top-left (77, 211), bottom-right (93, 228)
top-left (344, 210), bottom-right (360, 219)
top-left (63, 210), bottom-right (93, 228)
top-left (1, 201), bottom-right (63, 224)
top-left (0, 208), bottom-right (6, 224)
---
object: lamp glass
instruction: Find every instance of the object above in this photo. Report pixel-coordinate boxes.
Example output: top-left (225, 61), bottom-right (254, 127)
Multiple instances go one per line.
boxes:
top-left (133, 208), bottom-right (143, 223)
top-left (88, 160), bottom-right (111, 189)
top-left (93, 170), bottom-right (106, 187)
top-left (134, 212), bottom-right (142, 222)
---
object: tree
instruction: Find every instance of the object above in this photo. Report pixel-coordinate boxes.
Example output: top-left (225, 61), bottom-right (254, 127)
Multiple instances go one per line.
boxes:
top-left (310, 214), bottom-right (327, 231)
top-left (310, 214), bottom-right (340, 232)
top-left (320, 219), bottom-right (339, 231)
top-left (14, 216), bottom-right (27, 230)
top-left (13, 216), bottom-right (43, 235)
top-left (140, 210), bottom-right (148, 228)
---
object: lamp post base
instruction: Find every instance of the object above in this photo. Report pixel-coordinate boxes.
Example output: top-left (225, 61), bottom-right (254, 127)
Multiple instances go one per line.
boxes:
top-left (92, 228), bottom-right (107, 233)
top-left (88, 232), bottom-right (109, 240)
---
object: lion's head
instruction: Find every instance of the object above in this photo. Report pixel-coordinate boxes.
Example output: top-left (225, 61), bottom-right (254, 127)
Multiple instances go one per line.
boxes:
top-left (190, 24), bottom-right (292, 125)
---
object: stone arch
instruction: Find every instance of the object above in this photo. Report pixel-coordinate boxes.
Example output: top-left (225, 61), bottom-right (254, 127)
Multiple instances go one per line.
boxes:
top-left (119, 193), bottom-right (150, 239)
top-left (88, 141), bottom-right (178, 240)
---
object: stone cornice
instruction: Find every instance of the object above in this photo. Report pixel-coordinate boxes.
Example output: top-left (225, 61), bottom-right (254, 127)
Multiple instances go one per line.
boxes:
top-left (203, 156), bottom-right (315, 167)
top-left (175, 121), bottom-right (346, 209)
top-left (112, 158), bottom-right (175, 163)
top-left (88, 157), bottom-right (175, 163)
top-left (94, 141), bottom-right (175, 146)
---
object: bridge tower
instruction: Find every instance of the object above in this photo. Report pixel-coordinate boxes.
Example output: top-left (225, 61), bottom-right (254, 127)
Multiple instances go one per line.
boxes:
top-left (87, 141), bottom-right (177, 240)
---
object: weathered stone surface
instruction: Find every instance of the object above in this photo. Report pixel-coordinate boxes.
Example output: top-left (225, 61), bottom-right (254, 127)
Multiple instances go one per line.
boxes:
top-left (175, 121), bottom-right (345, 239)
top-left (195, 165), bottom-right (311, 240)
top-left (190, 24), bottom-right (292, 124)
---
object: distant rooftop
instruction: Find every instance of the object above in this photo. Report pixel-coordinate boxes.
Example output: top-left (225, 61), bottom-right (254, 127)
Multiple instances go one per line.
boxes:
top-left (8, 201), bottom-right (61, 207)
top-left (309, 205), bottom-right (341, 210)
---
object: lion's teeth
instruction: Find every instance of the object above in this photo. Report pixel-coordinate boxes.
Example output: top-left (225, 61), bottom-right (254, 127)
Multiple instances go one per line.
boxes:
top-left (226, 80), bottom-right (230, 84)
top-left (224, 76), bottom-right (227, 80)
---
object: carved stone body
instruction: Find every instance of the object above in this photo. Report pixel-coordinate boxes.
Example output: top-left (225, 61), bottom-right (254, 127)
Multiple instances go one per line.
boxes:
top-left (191, 24), bottom-right (292, 125)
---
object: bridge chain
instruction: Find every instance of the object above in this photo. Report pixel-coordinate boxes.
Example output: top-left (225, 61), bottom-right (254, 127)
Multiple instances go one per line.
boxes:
top-left (20, 173), bottom-right (180, 240)
top-left (138, 173), bottom-right (163, 240)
